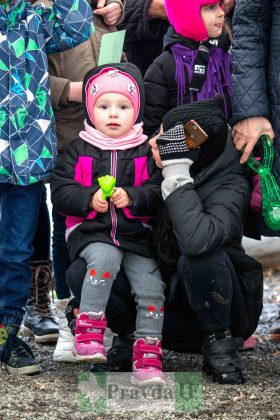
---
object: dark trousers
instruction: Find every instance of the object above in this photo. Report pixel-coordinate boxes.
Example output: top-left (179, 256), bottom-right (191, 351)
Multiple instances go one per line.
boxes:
top-left (66, 249), bottom-right (262, 353)
top-left (177, 251), bottom-right (243, 333)
top-left (31, 185), bottom-right (50, 263)
top-left (32, 188), bottom-right (71, 299)
top-left (52, 208), bottom-right (70, 299)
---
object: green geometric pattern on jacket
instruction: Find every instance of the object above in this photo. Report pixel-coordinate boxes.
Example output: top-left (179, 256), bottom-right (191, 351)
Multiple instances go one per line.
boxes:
top-left (0, 0), bottom-right (94, 185)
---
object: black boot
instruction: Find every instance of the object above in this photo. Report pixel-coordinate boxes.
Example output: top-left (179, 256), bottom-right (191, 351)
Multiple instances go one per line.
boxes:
top-left (22, 261), bottom-right (59, 343)
top-left (201, 329), bottom-right (247, 384)
top-left (90, 335), bottom-right (133, 373)
top-left (0, 324), bottom-right (41, 375)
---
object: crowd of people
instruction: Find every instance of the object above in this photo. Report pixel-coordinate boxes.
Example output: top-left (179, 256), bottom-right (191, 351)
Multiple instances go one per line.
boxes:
top-left (0, 0), bottom-right (279, 387)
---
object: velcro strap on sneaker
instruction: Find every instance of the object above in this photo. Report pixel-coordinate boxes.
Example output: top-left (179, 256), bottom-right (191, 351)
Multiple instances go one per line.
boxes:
top-left (76, 333), bottom-right (104, 343)
top-left (136, 358), bottom-right (162, 370)
top-left (205, 337), bottom-right (244, 355)
top-left (137, 343), bottom-right (162, 356)
top-left (76, 319), bottom-right (107, 330)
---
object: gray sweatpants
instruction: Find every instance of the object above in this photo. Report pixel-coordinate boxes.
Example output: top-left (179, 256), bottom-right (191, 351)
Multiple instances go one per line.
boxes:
top-left (80, 242), bottom-right (165, 339)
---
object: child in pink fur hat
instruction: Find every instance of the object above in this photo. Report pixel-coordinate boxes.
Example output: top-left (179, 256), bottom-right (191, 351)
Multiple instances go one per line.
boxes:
top-left (165, 0), bottom-right (225, 42)
top-left (144, 0), bottom-right (232, 137)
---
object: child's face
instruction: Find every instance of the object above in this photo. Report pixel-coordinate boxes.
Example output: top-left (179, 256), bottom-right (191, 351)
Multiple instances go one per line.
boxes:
top-left (201, 2), bottom-right (225, 39)
top-left (93, 93), bottom-right (135, 138)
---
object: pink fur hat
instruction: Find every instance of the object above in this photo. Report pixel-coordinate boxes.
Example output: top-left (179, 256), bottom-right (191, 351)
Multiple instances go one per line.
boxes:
top-left (164, 0), bottom-right (223, 42)
top-left (85, 67), bottom-right (140, 126)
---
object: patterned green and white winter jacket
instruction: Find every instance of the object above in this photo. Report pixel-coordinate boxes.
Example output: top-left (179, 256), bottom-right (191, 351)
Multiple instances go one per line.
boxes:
top-left (0, 0), bottom-right (94, 186)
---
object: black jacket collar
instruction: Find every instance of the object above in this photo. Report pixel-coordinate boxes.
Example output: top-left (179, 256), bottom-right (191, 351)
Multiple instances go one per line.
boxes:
top-left (163, 26), bottom-right (231, 53)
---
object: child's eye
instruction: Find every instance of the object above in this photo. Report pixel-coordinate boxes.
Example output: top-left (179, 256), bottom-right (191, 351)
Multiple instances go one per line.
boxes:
top-left (99, 105), bottom-right (107, 109)
top-left (204, 4), bottom-right (215, 10)
top-left (120, 105), bottom-right (128, 110)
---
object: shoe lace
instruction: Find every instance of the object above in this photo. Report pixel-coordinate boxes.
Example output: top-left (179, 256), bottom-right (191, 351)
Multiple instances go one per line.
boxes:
top-left (30, 263), bottom-right (55, 317)
top-left (1, 334), bottom-right (34, 363)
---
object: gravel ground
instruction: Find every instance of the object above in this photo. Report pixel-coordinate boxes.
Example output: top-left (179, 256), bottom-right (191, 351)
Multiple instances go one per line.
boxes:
top-left (0, 269), bottom-right (280, 420)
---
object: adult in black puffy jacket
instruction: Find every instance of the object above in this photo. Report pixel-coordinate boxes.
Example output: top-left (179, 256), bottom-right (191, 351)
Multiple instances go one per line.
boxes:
top-left (66, 97), bottom-right (263, 384)
top-left (231, 0), bottom-right (280, 340)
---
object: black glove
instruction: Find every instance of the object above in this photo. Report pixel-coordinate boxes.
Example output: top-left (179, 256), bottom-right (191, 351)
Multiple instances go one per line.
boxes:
top-left (156, 123), bottom-right (200, 165)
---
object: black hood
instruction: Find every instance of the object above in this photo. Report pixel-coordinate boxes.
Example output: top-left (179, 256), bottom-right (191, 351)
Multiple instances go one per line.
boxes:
top-left (162, 96), bottom-right (229, 175)
top-left (83, 62), bottom-right (145, 128)
top-left (163, 26), bottom-right (231, 52)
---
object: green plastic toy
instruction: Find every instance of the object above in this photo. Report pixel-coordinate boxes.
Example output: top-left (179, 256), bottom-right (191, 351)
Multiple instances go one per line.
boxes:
top-left (245, 134), bottom-right (280, 230)
top-left (98, 175), bottom-right (116, 200)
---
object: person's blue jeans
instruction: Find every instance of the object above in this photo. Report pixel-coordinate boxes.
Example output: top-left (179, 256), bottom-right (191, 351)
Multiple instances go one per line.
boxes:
top-left (52, 208), bottom-right (70, 299)
top-left (0, 182), bottom-right (43, 326)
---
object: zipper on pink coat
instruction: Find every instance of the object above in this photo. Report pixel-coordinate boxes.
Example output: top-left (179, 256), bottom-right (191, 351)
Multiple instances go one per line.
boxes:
top-left (110, 150), bottom-right (119, 246)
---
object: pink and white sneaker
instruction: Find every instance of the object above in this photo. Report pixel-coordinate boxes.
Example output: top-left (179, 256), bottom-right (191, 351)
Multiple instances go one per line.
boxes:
top-left (131, 337), bottom-right (166, 386)
top-left (73, 312), bottom-right (107, 362)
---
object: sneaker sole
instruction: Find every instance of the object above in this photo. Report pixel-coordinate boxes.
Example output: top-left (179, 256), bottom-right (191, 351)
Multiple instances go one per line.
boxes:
top-left (21, 325), bottom-right (59, 343)
top-left (73, 351), bottom-right (107, 363)
top-left (5, 364), bottom-right (42, 376)
top-left (53, 352), bottom-right (77, 363)
top-left (130, 375), bottom-right (166, 387)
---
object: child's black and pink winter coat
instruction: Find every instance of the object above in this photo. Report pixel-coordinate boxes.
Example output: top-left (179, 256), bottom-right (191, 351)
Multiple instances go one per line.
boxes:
top-left (51, 139), bottom-right (163, 262)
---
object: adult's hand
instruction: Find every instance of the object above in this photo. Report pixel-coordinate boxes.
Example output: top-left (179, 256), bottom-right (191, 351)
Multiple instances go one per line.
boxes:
top-left (94, 0), bottom-right (122, 26)
top-left (149, 125), bottom-right (164, 169)
top-left (68, 82), bottom-right (83, 103)
top-left (232, 117), bottom-right (275, 164)
top-left (148, 0), bottom-right (167, 19)
top-left (224, 0), bottom-right (235, 15)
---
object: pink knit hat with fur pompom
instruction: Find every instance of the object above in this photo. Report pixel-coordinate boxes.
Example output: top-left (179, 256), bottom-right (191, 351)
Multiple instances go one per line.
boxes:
top-left (164, 0), bottom-right (223, 42)
top-left (85, 67), bottom-right (140, 126)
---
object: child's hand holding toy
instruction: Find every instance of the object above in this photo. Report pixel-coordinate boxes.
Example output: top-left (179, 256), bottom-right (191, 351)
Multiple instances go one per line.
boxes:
top-left (91, 188), bottom-right (109, 213)
top-left (92, 175), bottom-right (115, 212)
top-left (110, 188), bottom-right (132, 208)
top-left (96, 175), bottom-right (131, 210)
